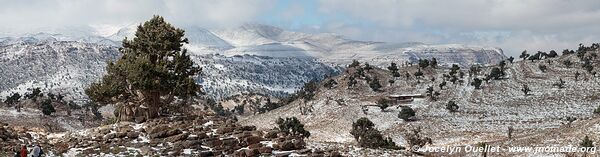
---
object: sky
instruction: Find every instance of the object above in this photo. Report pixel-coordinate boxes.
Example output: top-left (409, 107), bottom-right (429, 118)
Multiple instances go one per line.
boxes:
top-left (1, 0), bottom-right (600, 57)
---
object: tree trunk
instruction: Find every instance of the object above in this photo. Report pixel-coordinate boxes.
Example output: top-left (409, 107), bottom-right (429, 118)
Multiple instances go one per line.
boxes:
top-left (144, 90), bottom-right (161, 120)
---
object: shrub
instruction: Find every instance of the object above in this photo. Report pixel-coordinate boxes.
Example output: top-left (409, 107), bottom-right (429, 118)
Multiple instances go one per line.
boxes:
top-left (580, 136), bottom-right (594, 148)
top-left (349, 60), bottom-right (360, 68)
top-left (471, 78), bottom-right (483, 89)
top-left (377, 98), bottom-right (390, 111)
top-left (41, 99), bottom-right (56, 116)
top-left (398, 106), bottom-right (416, 121)
top-left (276, 117), bottom-right (311, 138)
top-left (446, 101), bottom-right (459, 112)
top-left (369, 77), bottom-right (382, 92)
top-left (350, 117), bottom-right (400, 150)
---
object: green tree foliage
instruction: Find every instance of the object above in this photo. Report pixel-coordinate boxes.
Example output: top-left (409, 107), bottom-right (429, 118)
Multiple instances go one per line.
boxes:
top-left (563, 60), bottom-right (573, 68)
top-left (563, 49), bottom-right (575, 55)
top-left (446, 101), bottom-right (459, 112)
top-left (521, 84), bottom-right (531, 96)
top-left (471, 78), bottom-right (483, 89)
top-left (430, 58), bottom-right (438, 68)
top-left (41, 99), bottom-right (56, 116)
top-left (349, 60), bottom-right (360, 68)
top-left (398, 106), bottom-right (416, 121)
top-left (350, 117), bottom-right (400, 150)
top-left (369, 77), bottom-right (382, 92)
top-left (25, 87), bottom-right (43, 99)
top-left (580, 136), bottom-right (594, 148)
top-left (347, 76), bottom-right (357, 88)
top-left (426, 86), bottom-right (440, 101)
top-left (387, 62), bottom-right (401, 77)
top-left (4, 93), bottom-right (21, 106)
top-left (276, 117), bottom-right (310, 138)
top-left (449, 64), bottom-right (460, 76)
top-left (487, 67), bottom-right (505, 80)
top-left (297, 80), bottom-right (318, 101)
top-left (418, 59), bottom-right (430, 68)
top-left (548, 50), bottom-right (558, 58)
top-left (469, 65), bottom-right (481, 77)
top-left (439, 81), bottom-right (447, 90)
top-left (538, 64), bottom-right (547, 72)
top-left (507, 56), bottom-right (514, 63)
top-left (519, 50), bottom-right (530, 60)
top-left (414, 69), bottom-right (424, 78)
top-left (377, 98), bottom-right (390, 111)
top-left (85, 16), bottom-right (202, 121)
top-left (323, 79), bottom-right (338, 89)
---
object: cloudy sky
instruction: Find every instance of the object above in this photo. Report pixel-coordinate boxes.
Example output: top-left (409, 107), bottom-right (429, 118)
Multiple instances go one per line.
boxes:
top-left (1, 0), bottom-right (600, 56)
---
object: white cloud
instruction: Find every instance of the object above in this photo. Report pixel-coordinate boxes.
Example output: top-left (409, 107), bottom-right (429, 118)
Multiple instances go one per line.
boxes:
top-left (0, 0), bottom-right (275, 33)
top-left (317, 0), bottom-right (600, 56)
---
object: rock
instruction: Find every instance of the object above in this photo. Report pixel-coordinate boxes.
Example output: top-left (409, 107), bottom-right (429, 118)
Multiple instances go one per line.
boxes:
top-left (244, 136), bottom-right (263, 146)
top-left (264, 130), bottom-right (279, 139)
top-left (258, 146), bottom-right (272, 154)
top-left (216, 127), bottom-right (235, 134)
top-left (140, 146), bottom-right (154, 156)
top-left (198, 151), bottom-right (215, 157)
top-left (238, 125), bottom-right (256, 131)
top-left (245, 149), bottom-right (259, 157)
top-left (181, 140), bottom-right (202, 149)
top-left (221, 138), bottom-right (239, 147)
top-left (165, 132), bottom-right (190, 143)
top-left (295, 149), bottom-right (312, 154)
top-left (147, 124), bottom-right (171, 134)
top-left (126, 132), bottom-right (140, 139)
top-left (203, 137), bottom-right (222, 147)
top-left (149, 129), bottom-right (182, 139)
top-left (103, 133), bottom-right (116, 140)
top-left (248, 143), bottom-right (262, 149)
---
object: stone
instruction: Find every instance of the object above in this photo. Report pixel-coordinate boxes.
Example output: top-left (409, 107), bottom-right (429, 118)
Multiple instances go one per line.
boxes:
top-left (126, 132), bottom-right (140, 139)
top-left (147, 124), bottom-right (171, 135)
top-left (149, 129), bottom-right (182, 139)
top-left (216, 127), bottom-right (235, 134)
top-left (245, 149), bottom-right (259, 157)
top-left (244, 136), bottom-right (263, 146)
top-left (165, 132), bottom-right (190, 143)
top-left (258, 146), bottom-right (272, 154)
top-left (264, 130), bottom-right (279, 139)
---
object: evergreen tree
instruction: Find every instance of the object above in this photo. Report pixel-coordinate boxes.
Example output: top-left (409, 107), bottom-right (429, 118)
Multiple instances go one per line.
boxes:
top-left (276, 117), bottom-right (311, 138)
top-left (446, 101), bottom-right (459, 112)
top-left (548, 50), bottom-right (558, 58)
top-left (25, 87), bottom-right (43, 99)
top-left (439, 81), bottom-right (447, 89)
top-left (552, 78), bottom-right (565, 88)
top-left (398, 106), bottom-right (416, 121)
top-left (575, 71), bottom-right (581, 81)
top-left (519, 50), bottom-right (530, 60)
top-left (538, 64), bottom-right (547, 72)
top-left (349, 60), bottom-right (360, 68)
top-left (41, 99), bottom-right (56, 116)
top-left (4, 93), bottom-right (21, 106)
top-left (414, 69), bottom-right (424, 78)
top-left (521, 84), bottom-right (531, 96)
top-left (563, 60), bottom-right (572, 68)
top-left (471, 78), bottom-right (483, 89)
top-left (377, 98), bottom-right (389, 111)
top-left (85, 16), bottom-right (202, 121)
top-left (488, 67), bottom-right (505, 80)
top-left (323, 79), bottom-right (338, 89)
top-left (387, 62), bottom-right (400, 77)
top-left (350, 117), bottom-right (400, 149)
top-left (369, 77), bottom-right (382, 92)
top-left (580, 136), bottom-right (594, 148)
top-left (418, 59), bottom-right (430, 68)
top-left (430, 58), bottom-right (438, 68)
top-left (507, 56), bottom-right (514, 63)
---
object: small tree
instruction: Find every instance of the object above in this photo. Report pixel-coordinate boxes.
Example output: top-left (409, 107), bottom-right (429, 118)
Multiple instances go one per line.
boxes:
top-left (575, 71), bottom-right (581, 81)
top-left (580, 136), bottom-right (594, 148)
top-left (488, 67), bottom-right (505, 80)
top-left (418, 59), bottom-right (430, 68)
top-left (25, 87), bottom-right (43, 100)
top-left (377, 98), bottom-right (390, 112)
top-left (430, 58), bottom-right (438, 68)
top-left (276, 117), bottom-right (310, 138)
top-left (519, 50), bottom-right (529, 60)
top-left (449, 64), bottom-right (460, 76)
top-left (347, 76), bottom-right (357, 88)
top-left (426, 86), bottom-right (440, 101)
top-left (349, 60), bottom-right (360, 68)
top-left (507, 56), bottom-right (515, 63)
top-left (548, 50), bottom-right (558, 58)
top-left (350, 117), bottom-right (400, 149)
top-left (563, 60), bottom-right (572, 68)
top-left (369, 77), bottom-right (382, 92)
top-left (521, 84), bottom-right (531, 96)
top-left (538, 64), bottom-right (547, 72)
top-left (471, 78), bottom-right (483, 89)
top-left (323, 79), bottom-right (338, 89)
top-left (41, 99), bottom-right (56, 116)
top-left (439, 81), bottom-right (447, 90)
top-left (594, 105), bottom-right (600, 114)
top-left (4, 93), bottom-right (21, 106)
top-left (414, 69), bottom-right (424, 78)
top-left (398, 106), bottom-right (416, 121)
top-left (446, 101), bottom-right (459, 112)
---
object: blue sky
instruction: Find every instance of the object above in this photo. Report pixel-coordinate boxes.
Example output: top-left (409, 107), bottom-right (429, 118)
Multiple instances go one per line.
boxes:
top-left (1, 0), bottom-right (600, 57)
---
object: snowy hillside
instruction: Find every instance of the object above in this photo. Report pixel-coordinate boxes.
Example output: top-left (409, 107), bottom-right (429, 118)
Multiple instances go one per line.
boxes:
top-left (101, 23), bottom-right (506, 66)
top-left (0, 38), bottom-right (339, 101)
top-left (240, 49), bottom-right (600, 156)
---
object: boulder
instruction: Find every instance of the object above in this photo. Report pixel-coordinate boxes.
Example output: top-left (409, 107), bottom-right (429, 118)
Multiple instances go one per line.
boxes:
top-left (165, 132), bottom-right (190, 143)
top-left (149, 129), bottom-right (182, 139)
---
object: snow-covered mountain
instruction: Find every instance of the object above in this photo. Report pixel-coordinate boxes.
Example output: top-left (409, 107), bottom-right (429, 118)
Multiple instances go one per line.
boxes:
top-left (0, 23), bottom-right (504, 102)
top-left (105, 23), bottom-right (506, 66)
top-left (0, 38), bottom-right (340, 101)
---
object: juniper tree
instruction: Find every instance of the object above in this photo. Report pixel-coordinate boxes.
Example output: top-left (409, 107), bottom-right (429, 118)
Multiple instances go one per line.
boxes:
top-left (430, 57), bottom-right (438, 68)
top-left (507, 56), bottom-right (514, 63)
top-left (521, 84), bottom-right (531, 96)
top-left (350, 117), bottom-right (400, 149)
top-left (377, 98), bottom-right (390, 112)
top-left (449, 64), bottom-right (460, 76)
top-left (548, 50), bottom-right (558, 58)
top-left (276, 117), bottom-right (311, 138)
top-left (369, 77), bottom-right (382, 92)
top-left (580, 136), bottom-right (594, 148)
top-left (446, 101), bottom-right (459, 112)
top-left (387, 62), bottom-right (400, 77)
top-left (398, 106), bottom-right (416, 121)
top-left (563, 60), bottom-right (572, 68)
top-left (575, 71), bottom-right (581, 81)
top-left (4, 93), bottom-right (21, 106)
top-left (519, 50), bottom-right (530, 60)
top-left (471, 78), bottom-right (483, 89)
top-left (349, 60), bottom-right (360, 68)
top-left (85, 16), bottom-right (202, 121)
top-left (418, 59), bottom-right (430, 68)
top-left (41, 99), bottom-right (56, 116)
